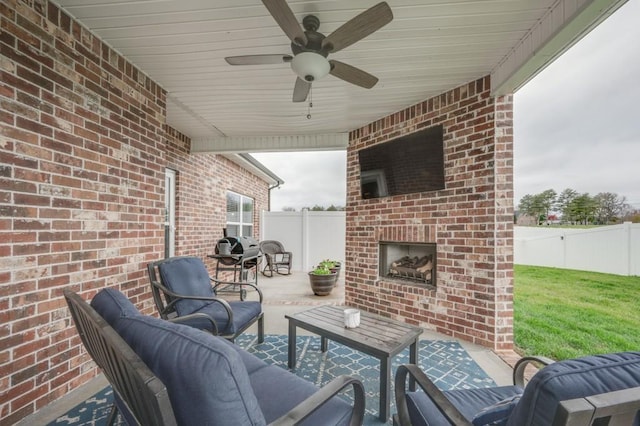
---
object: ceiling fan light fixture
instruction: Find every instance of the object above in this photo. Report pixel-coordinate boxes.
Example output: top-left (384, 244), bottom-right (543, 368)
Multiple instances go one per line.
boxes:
top-left (291, 52), bottom-right (330, 82)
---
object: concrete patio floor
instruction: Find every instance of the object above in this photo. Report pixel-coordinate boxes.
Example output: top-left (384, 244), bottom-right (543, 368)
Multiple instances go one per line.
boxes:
top-left (251, 271), bottom-right (515, 386)
top-left (19, 270), bottom-right (517, 425)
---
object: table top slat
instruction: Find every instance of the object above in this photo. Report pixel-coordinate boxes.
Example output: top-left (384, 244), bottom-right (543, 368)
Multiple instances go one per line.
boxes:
top-left (286, 305), bottom-right (422, 357)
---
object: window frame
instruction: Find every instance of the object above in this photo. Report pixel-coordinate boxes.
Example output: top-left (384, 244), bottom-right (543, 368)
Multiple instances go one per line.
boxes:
top-left (226, 191), bottom-right (254, 237)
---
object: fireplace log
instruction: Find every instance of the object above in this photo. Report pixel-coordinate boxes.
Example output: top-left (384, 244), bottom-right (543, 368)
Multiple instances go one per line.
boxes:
top-left (388, 254), bottom-right (433, 283)
top-left (416, 259), bottom-right (432, 274)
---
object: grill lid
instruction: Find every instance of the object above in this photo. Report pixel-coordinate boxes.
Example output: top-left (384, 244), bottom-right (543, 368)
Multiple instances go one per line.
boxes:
top-left (215, 236), bottom-right (260, 262)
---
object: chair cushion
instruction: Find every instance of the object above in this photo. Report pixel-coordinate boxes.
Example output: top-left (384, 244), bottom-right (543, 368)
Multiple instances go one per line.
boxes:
top-left (189, 300), bottom-right (261, 335)
top-left (89, 289), bottom-right (354, 425)
top-left (113, 313), bottom-right (267, 426)
top-left (219, 337), bottom-right (270, 375)
top-left (507, 351), bottom-right (640, 426)
top-left (220, 338), bottom-right (354, 425)
top-left (91, 288), bottom-right (265, 424)
top-left (90, 287), bottom-right (141, 326)
top-left (406, 385), bottom-right (523, 426)
top-left (248, 363), bottom-right (354, 426)
top-left (157, 256), bottom-right (215, 315)
top-left (472, 395), bottom-right (521, 426)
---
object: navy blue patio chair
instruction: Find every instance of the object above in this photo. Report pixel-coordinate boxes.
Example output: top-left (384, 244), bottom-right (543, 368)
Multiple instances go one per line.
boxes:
top-left (66, 288), bottom-right (365, 426)
top-left (147, 256), bottom-right (264, 343)
top-left (394, 352), bottom-right (640, 425)
top-left (64, 289), bottom-right (176, 426)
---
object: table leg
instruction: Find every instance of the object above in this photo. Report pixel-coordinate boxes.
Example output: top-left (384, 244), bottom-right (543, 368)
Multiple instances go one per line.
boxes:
top-left (379, 356), bottom-right (391, 421)
top-left (321, 336), bottom-right (328, 352)
top-left (409, 339), bottom-right (418, 391)
top-left (288, 321), bottom-right (297, 369)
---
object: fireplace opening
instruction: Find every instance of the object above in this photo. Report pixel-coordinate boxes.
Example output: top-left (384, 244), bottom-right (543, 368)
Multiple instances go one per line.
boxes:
top-left (379, 242), bottom-right (436, 286)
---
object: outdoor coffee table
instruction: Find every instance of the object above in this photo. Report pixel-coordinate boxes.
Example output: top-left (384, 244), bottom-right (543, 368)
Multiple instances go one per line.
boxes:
top-left (286, 305), bottom-right (423, 421)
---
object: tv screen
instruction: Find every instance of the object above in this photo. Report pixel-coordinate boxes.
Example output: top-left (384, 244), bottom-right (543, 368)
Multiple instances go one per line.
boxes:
top-left (359, 125), bottom-right (444, 199)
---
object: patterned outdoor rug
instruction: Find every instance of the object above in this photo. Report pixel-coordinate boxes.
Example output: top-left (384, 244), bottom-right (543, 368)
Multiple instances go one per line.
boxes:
top-left (48, 334), bottom-right (495, 426)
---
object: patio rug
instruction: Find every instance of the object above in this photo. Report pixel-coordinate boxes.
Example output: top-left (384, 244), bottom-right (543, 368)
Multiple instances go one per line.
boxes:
top-left (47, 334), bottom-right (495, 426)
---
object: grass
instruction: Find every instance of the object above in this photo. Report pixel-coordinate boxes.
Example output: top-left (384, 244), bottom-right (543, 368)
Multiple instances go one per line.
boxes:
top-left (514, 265), bottom-right (640, 360)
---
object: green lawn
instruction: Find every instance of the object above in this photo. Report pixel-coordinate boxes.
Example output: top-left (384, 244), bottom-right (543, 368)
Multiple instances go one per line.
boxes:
top-left (514, 265), bottom-right (640, 360)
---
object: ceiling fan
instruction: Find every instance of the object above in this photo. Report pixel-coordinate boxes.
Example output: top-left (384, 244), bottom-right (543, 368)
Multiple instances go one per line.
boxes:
top-left (225, 0), bottom-right (393, 102)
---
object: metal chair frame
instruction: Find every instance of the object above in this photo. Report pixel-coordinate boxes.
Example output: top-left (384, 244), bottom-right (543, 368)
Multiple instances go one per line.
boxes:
top-left (64, 289), bottom-right (177, 426)
top-left (147, 256), bottom-right (264, 342)
top-left (394, 355), bottom-right (640, 426)
top-left (65, 289), bottom-right (366, 426)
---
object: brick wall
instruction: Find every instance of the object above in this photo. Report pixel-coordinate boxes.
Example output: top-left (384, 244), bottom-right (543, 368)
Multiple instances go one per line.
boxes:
top-left (165, 126), bottom-right (269, 268)
top-left (345, 77), bottom-right (514, 350)
top-left (0, 1), bottom-right (270, 423)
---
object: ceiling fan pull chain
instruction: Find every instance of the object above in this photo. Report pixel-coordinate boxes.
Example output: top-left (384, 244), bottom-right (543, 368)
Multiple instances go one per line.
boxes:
top-left (307, 86), bottom-right (313, 119)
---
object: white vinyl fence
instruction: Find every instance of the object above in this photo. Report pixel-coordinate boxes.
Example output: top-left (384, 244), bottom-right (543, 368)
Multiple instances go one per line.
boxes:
top-left (260, 210), bottom-right (346, 272)
top-left (261, 211), bottom-right (639, 276)
top-left (514, 223), bottom-right (640, 276)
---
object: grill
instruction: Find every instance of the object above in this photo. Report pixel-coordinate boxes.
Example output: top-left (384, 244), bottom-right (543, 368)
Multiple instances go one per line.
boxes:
top-left (210, 236), bottom-right (261, 300)
top-left (215, 236), bottom-right (260, 265)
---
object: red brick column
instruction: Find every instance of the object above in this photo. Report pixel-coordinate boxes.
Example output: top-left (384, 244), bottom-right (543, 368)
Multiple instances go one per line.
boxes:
top-left (345, 77), bottom-right (514, 350)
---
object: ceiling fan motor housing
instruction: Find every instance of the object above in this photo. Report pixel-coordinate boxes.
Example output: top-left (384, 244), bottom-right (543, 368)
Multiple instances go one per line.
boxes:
top-left (291, 15), bottom-right (328, 56)
top-left (290, 15), bottom-right (330, 82)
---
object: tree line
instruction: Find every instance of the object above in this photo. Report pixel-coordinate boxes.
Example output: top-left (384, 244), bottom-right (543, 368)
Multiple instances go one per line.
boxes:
top-left (282, 205), bottom-right (346, 211)
top-left (517, 189), bottom-right (637, 225)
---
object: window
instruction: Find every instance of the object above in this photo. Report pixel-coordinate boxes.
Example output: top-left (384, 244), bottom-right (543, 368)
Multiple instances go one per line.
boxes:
top-left (226, 192), bottom-right (254, 237)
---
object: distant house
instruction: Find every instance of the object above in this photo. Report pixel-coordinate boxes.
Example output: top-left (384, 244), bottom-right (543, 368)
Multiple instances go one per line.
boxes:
top-left (545, 214), bottom-right (561, 225)
top-left (516, 213), bottom-right (537, 226)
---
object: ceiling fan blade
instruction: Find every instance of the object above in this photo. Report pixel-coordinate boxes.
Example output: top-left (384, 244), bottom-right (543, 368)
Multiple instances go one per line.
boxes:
top-left (293, 78), bottom-right (311, 102)
top-left (225, 54), bottom-right (292, 65)
top-left (262, 0), bottom-right (307, 47)
top-left (329, 60), bottom-right (378, 89)
top-left (322, 2), bottom-right (393, 53)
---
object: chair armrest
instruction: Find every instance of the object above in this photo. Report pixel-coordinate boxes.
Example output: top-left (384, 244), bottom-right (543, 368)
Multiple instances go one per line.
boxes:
top-left (151, 280), bottom-right (236, 329)
top-left (555, 386), bottom-right (640, 425)
top-left (269, 375), bottom-right (365, 426)
top-left (395, 364), bottom-right (472, 426)
top-left (167, 313), bottom-right (219, 335)
top-left (163, 292), bottom-right (234, 316)
top-left (512, 356), bottom-right (554, 388)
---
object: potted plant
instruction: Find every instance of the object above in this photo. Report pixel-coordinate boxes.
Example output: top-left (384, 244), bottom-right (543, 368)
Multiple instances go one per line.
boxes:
top-left (308, 264), bottom-right (337, 296)
top-left (319, 259), bottom-right (341, 281)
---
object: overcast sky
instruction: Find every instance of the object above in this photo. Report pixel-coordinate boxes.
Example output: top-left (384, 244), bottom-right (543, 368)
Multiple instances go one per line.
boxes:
top-left (253, 0), bottom-right (640, 211)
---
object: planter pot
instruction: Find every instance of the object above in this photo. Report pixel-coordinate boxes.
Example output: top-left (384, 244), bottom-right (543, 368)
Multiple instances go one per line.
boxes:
top-left (329, 266), bottom-right (340, 287)
top-left (308, 272), bottom-right (337, 296)
top-left (330, 262), bottom-right (341, 280)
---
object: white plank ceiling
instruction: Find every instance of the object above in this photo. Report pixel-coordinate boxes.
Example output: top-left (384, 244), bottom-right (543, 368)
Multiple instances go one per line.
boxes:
top-left (51, 0), bottom-right (626, 153)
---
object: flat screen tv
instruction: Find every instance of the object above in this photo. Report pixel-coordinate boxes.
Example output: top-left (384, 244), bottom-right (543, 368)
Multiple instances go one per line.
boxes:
top-left (358, 125), bottom-right (444, 199)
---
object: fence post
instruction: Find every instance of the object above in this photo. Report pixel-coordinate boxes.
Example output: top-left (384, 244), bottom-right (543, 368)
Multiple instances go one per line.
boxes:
top-left (259, 209), bottom-right (266, 241)
top-left (624, 221), bottom-right (632, 276)
top-left (302, 209), bottom-right (310, 272)
top-left (561, 231), bottom-right (567, 269)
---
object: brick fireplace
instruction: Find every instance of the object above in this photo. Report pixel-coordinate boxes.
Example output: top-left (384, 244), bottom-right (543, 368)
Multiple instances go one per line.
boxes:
top-left (345, 76), bottom-right (514, 351)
